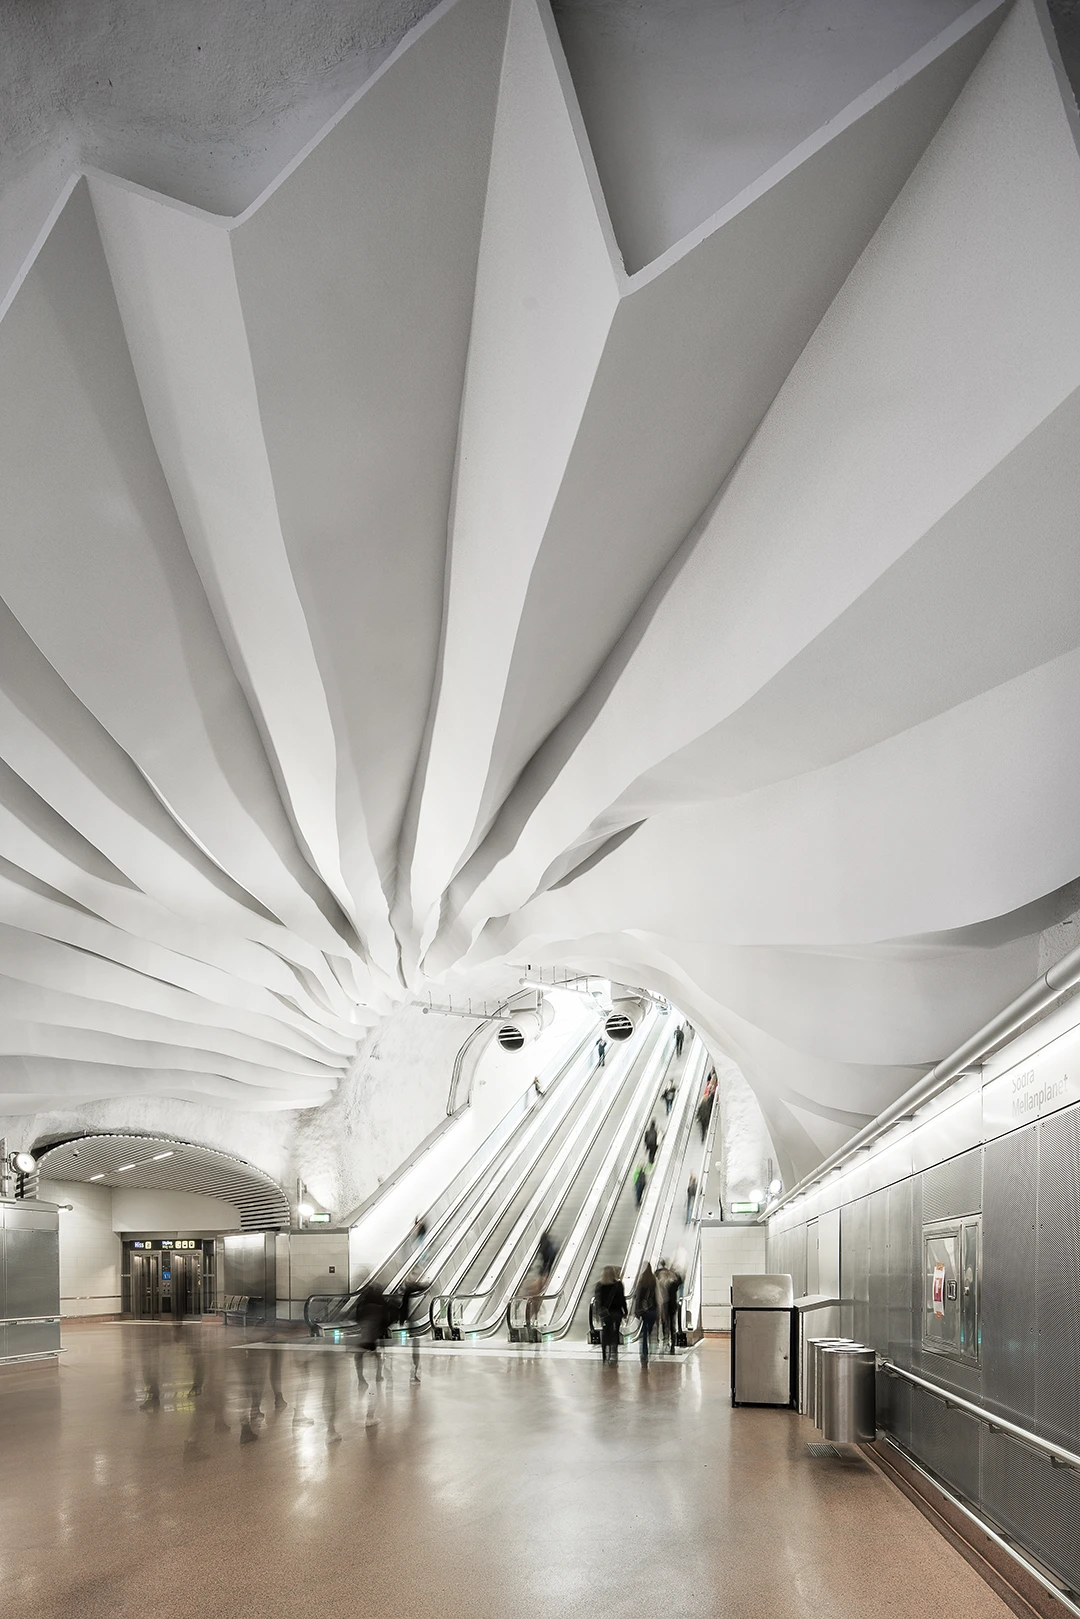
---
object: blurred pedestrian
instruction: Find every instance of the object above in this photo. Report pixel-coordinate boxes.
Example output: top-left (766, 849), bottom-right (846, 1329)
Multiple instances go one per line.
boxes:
top-left (596, 1037), bottom-right (608, 1068)
top-left (594, 1266), bottom-right (627, 1363)
top-left (353, 1278), bottom-right (391, 1424)
top-left (411, 1213), bottom-right (428, 1252)
top-left (697, 1095), bottom-right (712, 1143)
top-left (644, 1118), bottom-right (659, 1165)
top-left (633, 1163), bottom-right (647, 1206)
top-left (674, 1025), bottom-right (684, 1057)
top-left (633, 1263), bottom-right (659, 1365)
top-left (661, 1081), bottom-right (677, 1115)
top-left (397, 1269), bottom-right (428, 1384)
top-left (686, 1171), bottom-right (698, 1225)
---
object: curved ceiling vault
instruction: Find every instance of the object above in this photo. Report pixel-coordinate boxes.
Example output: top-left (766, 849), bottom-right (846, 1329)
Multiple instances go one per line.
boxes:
top-left (1, 0), bottom-right (1079, 1187)
top-left (36, 1134), bottom-right (291, 1230)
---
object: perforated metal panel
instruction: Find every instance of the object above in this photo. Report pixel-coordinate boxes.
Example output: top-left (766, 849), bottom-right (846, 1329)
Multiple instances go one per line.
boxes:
top-left (878, 1369), bottom-right (912, 1451)
top-left (841, 1197), bottom-right (869, 1345)
top-left (981, 1427), bottom-right (1080, 1593)
top-left (921, 1147), bottom-right (982, 1221)
top-left (887, 1178), bottom-right (914, 1364)
top-left (982, 1126), bottom-right (1037, 1423)
top-left (868, 1186), bottom-right (889, 1355)
top-left (909, 1382), bottom-right (981, 1504)
top-left (1036, 1108), bottom-right (1080, 1451)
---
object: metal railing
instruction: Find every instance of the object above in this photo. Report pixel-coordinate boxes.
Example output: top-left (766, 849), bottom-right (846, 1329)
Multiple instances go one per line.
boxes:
top-left (878, 1359), bottom-right (1080, 1473)
top-left (435, 1017), bottom-right (664, 1339)
top-left (522, 1025), bottom-right (676, 1341)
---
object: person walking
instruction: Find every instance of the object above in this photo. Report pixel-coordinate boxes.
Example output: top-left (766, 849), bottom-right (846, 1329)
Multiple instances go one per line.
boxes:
top-left (644, 1117), bottom-right (659, 1166)
top-left (674, 1024), bottom-right (684, 1058)
top-left (697, 1094), bottom-right (712, 1143)
top-left (353, 1278), bottom-right (391, 1424)
top-left (686, 1171), bottom-right (698, 1225)
top-left (596, 1036), bottom-right (608, 1068)
top-left (663, 1264), bottom-right (683, 1352)
top-left (593, 1266), bottom-right (627, 1364)
top-left (397, 1270), bottom-right (428, 1384)
top-left (633, 1163), bottom-right (647, 1207)
top-left (661, 1080), bottom-right (677, 1115)
top-left (633, 1263), bottom-right (659, 1366)
top-left (411, 1213), bottom-right (428, 1252)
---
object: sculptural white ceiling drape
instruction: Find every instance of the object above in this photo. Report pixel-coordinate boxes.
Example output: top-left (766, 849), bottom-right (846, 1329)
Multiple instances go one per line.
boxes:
top-left (1, 0), bottom-right (1079, 1185)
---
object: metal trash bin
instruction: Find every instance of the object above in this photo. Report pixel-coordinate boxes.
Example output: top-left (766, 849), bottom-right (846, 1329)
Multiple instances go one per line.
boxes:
top-left (806, 1337), bottom-right (849, 1425)
top-left (820, 1344), bottom-right (876, 1442)
top-left (730, 1275), bottom-right (795, 1406)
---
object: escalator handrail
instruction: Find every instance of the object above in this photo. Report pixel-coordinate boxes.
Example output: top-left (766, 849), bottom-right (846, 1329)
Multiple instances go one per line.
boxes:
top-left (440, 1016), bottom-right (664, 1338)
top-left (331, 1019), bottom-right (604, 1332)
top-left (379, 1019), bottom-right (604, 1303)
top-left (529, 1026), bottom-right (676, 1340)
top-left (628, 1039), bottom-right (709, 1284)
top-left (392, 1026), bottom-right (615, 1335)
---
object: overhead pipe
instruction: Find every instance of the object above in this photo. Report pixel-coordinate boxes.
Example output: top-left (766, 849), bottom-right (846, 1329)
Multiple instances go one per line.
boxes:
top-left (769, 939), bottom-right (1080, 1217)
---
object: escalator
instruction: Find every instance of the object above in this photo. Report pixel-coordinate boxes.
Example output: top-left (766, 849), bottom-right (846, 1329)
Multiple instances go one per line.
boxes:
top-left (500, 1022), bottom-right (681, 1342)
top-left (313, 1015), bottom-right (602, 1334)
top-left (434, 1012), bottom-right (669, 1339)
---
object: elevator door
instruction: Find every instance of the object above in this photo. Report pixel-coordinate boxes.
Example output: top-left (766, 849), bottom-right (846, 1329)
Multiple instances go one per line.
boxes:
top-left (166, 1251), bottom-right (204, 1320)
top-left (132, 1251), bottom-right (162, 1319)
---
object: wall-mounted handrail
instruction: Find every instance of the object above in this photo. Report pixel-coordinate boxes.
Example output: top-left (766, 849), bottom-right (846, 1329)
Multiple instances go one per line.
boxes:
top-left (879, 1358), bottom-right (1080, 1473)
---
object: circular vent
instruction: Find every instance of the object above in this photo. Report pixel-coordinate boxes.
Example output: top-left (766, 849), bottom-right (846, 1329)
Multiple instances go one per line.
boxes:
top-left (496, 1023), bottom-right (526, 1051)
top-left (605, 1012), bottom-right (635, 1041)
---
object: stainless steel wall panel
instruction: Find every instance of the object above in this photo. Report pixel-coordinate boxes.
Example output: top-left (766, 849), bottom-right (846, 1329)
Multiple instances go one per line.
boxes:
top-left (887, 1178), bottom-right (914, 1364)
top-left (3, 1224), bottom-right (60, 1318)
top-left (1035, 1108), bottom-right (1080, 1451)
top-left (921, 1147), bottom-right (982, 1222)
top-left (878, 1370), bottom-right (912, 1451)
top-left (868, 1186), bottom-right (889, 1355)
top-left (981, 1428), bottom-right (1080, 1594)
top-left (4, 1319), bottom-right (61, 1358)
top-left (841, 1197), bottom-right (869, 1344)
top-left (908, 1383), bottom-right (981, 1505)
top-left (982, 1126), bottom-right (1038, 1424)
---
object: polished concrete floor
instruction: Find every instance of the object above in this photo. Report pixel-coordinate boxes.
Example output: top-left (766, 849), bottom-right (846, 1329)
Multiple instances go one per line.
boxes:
top-left (1, 1324), bottom-right (1013, 1619)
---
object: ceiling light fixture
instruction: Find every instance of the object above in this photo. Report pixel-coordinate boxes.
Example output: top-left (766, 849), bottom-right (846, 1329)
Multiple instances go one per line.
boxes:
top-left (151, 1151), bottom-right (173, 1160)
top-left (89, 1173), bottom-right (104, 1181)
top-left (117, 1163), bottom-right (136, 1172)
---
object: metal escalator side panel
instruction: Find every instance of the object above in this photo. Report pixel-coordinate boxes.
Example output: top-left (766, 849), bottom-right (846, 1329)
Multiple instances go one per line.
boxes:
top-left (445, 1013), bottom-right (663, 1336)
top-left (400, 1028), bottom-right (620, 1315)
top-left (540, 1021), bottom-right (679, 1340)
top-left (370, 1018), bottom-right (604, 1297)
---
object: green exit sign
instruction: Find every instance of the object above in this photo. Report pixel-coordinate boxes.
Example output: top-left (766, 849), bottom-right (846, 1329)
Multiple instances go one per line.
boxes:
top-left (308, 1212), bottom-right (332, 1224)
top-left (730, 1201), bottom-right (760, 1215)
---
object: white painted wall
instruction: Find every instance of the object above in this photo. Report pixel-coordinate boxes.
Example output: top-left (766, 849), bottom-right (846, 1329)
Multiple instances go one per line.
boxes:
top-left (50, 1179), bottom-right (122, 1317)
top-left (700, 1222), bottom-right (768, 1332)
top-left (111, 1188), bottom-right (242, 1232)
top-left (346, 989), bottom-right (595, 1278)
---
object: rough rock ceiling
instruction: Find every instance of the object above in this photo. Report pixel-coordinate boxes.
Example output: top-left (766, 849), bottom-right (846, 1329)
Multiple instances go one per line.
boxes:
top-left (1, 0), bottom-right (1080, 1186)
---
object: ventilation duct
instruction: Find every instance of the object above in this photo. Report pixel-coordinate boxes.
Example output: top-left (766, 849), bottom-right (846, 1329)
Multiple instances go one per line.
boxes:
top-left (605, 989), bottom-right (648, 1042)
top-left (495, 997), bottom-right (554, 1052)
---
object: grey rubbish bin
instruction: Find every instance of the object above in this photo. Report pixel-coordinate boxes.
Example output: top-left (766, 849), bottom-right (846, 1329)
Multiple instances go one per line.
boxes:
top-left (805, 1337), bottom-right (848, 1425)
top-left (820, 1344), bottom-right (876, 1443)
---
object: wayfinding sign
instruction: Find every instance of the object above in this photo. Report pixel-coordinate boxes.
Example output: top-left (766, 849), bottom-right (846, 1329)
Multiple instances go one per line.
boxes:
top-left (982, 1021), bottom-right (1077, 1140)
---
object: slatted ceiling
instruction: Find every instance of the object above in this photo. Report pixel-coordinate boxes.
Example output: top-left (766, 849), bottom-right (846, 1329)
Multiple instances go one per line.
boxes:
top-left (36, 1133), bottom-right (290, 1230)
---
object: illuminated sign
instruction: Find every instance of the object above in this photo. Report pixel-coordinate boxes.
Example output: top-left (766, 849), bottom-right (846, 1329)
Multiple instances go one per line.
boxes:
top-left (308, 1212), bottom-right (332, 1224)
top-left (730, 1201), bottom-right (760, 1215)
